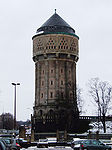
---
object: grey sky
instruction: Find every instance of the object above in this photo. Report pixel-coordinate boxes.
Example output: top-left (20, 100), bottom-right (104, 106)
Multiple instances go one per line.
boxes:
top-left (0, 0), bottom-right (112, 121)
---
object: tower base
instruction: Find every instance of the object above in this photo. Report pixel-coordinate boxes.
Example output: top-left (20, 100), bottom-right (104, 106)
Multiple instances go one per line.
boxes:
top-left (32, 115), bottom-right (90, 140)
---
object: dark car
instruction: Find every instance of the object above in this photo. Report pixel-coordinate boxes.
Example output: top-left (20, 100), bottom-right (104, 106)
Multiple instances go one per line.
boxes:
top-left (10, 139), bottom-right (21, 150)
top-left (80, 139), bottom-right (111, 150)
top-left (17, 138), bottom-right (30, 148)
top-left (0, 135), bottom-right (14, 138)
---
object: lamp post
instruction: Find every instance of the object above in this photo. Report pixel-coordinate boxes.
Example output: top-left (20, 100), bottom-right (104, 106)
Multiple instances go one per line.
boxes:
top-left (12, 83), bottom-right (20, 130)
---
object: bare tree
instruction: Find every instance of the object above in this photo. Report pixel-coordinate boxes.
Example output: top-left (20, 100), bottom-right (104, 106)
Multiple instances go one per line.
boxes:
top-left (88, 77), bottom-right (112, 133)
top-left (1, 113), bottom-right (14, 130)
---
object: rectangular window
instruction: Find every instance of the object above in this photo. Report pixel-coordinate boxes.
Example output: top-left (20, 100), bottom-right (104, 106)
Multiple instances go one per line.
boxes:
top-left (70, 93), bottom-right (73, 98)
top-left (51, 69), bottom-right (53, 73)
top-left (42, 81), bottom-right (44, 86)
top-left (61, 69), bottom-right (63, 73)
top-left (42, 70), bottom-right (44, 74)
top-left (41, 93), bottom-right (44, 98)
top-left (61, 92), bottom-right (64, 98)
top-left (50, 92), bottom-right (53, 98)
top-left (61, 80), bottom-right (63, 85)
top-left (50, 80), bottom-right (53, 85)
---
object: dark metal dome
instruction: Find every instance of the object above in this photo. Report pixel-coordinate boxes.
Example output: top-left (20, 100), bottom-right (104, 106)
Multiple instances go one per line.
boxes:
top-left (37, 11), bottom-right (75, 34)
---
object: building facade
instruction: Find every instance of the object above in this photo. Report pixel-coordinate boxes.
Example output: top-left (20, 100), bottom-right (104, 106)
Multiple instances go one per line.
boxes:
top-left (32, 11), bottom-right (82, 135)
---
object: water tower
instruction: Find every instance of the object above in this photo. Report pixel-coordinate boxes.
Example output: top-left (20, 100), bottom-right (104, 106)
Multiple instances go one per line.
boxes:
top-left (32, 11), bottom-right (81, 138)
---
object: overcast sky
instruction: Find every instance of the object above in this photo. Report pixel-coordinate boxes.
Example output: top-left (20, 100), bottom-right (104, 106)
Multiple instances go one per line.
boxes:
top-left (0, 0), bottom-right (112, 121)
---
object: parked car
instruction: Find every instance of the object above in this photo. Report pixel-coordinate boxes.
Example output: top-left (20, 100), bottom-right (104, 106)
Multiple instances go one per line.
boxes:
top-left (0, 135), bottom-right (14, 138)
top-left (10, 139), bottom-right (21, 150)
top-left (71, 138), bottom-right (86, 150)
top-left (101, 140), bottom-right (112, 148)
top-left (0, 140), bottom-right (7, 150)
top-left (17, 138), bottom-right (30, 148)
top-left (37, 139), bottom-right (48, 148)
top-left (80, 139), bottom-right (111, 150)
top-left (1, 138), bottom-right (21, 150)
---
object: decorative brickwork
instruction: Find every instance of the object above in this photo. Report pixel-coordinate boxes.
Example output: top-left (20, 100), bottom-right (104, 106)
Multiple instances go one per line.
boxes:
top-left (33, 34), bottom-right (79, 60)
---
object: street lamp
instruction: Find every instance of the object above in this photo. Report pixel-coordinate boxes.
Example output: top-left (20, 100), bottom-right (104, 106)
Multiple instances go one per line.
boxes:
top-left (12, 82), bottom-right (20, 130)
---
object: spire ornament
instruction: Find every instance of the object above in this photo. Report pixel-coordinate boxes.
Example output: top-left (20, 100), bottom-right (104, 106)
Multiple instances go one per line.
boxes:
top-left (55, 9), bottom-right (56, 14)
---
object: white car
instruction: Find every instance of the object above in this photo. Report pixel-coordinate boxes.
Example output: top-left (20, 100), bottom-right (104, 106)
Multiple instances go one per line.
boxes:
top-left (71, 138), bottom-right (86, 150)
top-left (37, 139), bottom-right (48, 148)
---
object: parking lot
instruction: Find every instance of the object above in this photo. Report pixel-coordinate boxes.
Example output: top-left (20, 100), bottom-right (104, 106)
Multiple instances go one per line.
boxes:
top-left (22, 146), bottom-right (73, 150)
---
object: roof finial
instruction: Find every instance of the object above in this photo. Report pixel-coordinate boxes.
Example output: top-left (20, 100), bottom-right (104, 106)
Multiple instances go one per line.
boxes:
top-left (55, 9), bottom-right (56, 14)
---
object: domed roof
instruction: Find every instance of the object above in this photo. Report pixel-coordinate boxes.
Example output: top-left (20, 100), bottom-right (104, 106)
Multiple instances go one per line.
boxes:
top-left (37, 10), bottom-right (75, 34)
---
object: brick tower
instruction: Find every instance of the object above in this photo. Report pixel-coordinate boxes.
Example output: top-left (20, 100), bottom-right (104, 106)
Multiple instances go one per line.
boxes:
top-left (32, 11), bottom-right (80, 137)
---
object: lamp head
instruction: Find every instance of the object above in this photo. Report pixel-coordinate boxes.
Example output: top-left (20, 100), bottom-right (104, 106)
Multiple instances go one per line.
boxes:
top-left (17, 83), bottom-right (20, 85)
top-left (12, 83), bottom-right (16, 85)
top-left (12, 83), bottom-right (20, 85)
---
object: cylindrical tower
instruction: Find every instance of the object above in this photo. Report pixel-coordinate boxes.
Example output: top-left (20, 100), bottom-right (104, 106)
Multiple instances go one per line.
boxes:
top-left (32, 11), bottom-right (79, 134)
